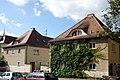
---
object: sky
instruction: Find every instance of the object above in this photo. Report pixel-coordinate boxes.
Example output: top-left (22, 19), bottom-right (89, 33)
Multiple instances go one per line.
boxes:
top-left (0, 0), bottom-right (109, 38)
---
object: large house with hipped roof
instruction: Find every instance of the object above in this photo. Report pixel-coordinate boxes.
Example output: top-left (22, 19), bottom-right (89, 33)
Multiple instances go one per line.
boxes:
top-left (3, 28), bottom-right (52, 73)
top-left (49, 14), bottom-right (120, 78)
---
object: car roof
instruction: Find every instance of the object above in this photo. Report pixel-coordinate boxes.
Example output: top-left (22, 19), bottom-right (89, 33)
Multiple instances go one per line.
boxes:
top-left (30, 72), bottom-right (44, 74)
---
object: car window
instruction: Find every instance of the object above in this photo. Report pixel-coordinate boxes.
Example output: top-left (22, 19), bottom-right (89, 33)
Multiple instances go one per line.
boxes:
top-left (45, 73), bottom-right (56, 78)
top-left (17, 73), bottom-right (23, 77)
top-left (6, 73), bottom-right (10, 76)
top-left (2, 73), bottom-right (6, 76)
top-left (26, 73), bottom-right (45, 78)
top-left (12, 73), bottom-right (16, 77)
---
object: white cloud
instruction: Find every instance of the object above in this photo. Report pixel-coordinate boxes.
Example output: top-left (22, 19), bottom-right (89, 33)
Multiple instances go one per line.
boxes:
top-left (14, 23), bottom-right (23, 28)
top-left (33, 8), bottom-right (41, 16)
top-left (0, 13), bottom-right (23, 28)
top-left (0, 31), bottom-right (19, 37)
top-left (33, 2), bottom-right (41, 16)
top-left (0, 13), bottom-right (9, 24)
top-left (8, 0), bottom-right (29, 6)
top-left (40, 0), bottom-right (109, 21)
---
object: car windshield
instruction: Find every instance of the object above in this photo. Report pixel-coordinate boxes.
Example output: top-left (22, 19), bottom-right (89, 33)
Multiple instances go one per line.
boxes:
top-left (26, 73), bottom-right (45, 78)
top-left (0, 72), bottom-right (3, 76)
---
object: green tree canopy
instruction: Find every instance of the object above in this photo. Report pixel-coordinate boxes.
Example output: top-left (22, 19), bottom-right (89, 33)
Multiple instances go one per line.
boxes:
top-left (0, 54), bottom-right (8, 67)
top-left (103, 0), bottom-right (120, 33)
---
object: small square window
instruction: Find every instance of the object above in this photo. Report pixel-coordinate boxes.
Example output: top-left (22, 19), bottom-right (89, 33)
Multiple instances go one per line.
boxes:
top-left (12, 50), bottom-right (14, 54)
top-left (6, 50), bottom-right (9, 54)
top-left (112, 44), bottom-right (116, 53)
top-left (18, 49), bottom-right (21, 53)
top-left (89, 43), bottom-right (96, 49)
top-left (17, 62), bottom-right (20, 66)
top-left (33, 49), bottom-right (39, 55)
top-left (89, 64), bottom-right (96, 70)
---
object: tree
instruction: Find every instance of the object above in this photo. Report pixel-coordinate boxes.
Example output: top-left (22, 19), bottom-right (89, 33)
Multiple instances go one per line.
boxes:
top-left (0, 54), bottom-right (8, 67)
top-left (103, 0), bottom-right (120, 34)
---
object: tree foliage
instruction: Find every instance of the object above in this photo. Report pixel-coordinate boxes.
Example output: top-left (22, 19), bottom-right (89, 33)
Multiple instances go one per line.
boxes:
top-left (50, 40), bottom-right (106, 78)
top-left (103, 0), bottom-right (120, 33)
top-left (0, 54), bottom-right (8, 67)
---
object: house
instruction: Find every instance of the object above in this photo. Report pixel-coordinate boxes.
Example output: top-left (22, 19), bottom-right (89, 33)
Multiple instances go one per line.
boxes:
top-left (3, 28), bottom-right (52, 73)
top-left (49, 14), bottom-right (120, 78)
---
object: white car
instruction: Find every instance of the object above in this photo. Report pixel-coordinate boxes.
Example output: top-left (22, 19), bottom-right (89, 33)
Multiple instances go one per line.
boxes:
top-left (0, 72), bottom-right (23, 80)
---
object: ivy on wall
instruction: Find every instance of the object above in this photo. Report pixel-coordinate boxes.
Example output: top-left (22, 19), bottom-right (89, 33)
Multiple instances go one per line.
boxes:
top-left (50, 40), bottom-right (106, 78)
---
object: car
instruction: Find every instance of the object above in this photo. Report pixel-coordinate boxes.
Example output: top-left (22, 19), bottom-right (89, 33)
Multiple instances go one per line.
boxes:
top-left (17, 72), bottom-right (58, 80)
top-left (0, 72), bottom-right (23, 80)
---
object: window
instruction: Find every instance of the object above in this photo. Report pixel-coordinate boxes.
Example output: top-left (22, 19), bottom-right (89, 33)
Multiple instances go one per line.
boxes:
top-left (78, 31), bottom-right (82, 35)
top-left (6, 50), bottom-right (9, 54)
top-left (89, 42), bottom-right (96, 49)
top-left (112, 44), bottom-right (116, 53)
top-left (89, 64), bottom-right (96, 70)
top-left (17, 62), bottom-right (20, 66)
top-left (33, 49), bottom-right (39, 55)
top-left (18, 49), bottom-right (21, 53)
top-left (14, 41), bottom-right (18, 44)
top-left (72, 30), bottom-right (82, 36)
top-left (72, 31), bottom-right (77, 36)
top-left (12, 50), bottom-right (14, 54)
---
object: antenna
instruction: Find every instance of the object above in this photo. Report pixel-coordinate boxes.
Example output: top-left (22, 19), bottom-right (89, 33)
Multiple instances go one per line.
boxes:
top-left (45, 27), bottom-right (47, 35)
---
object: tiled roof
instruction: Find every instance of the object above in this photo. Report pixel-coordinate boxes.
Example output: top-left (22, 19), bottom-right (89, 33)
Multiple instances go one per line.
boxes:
top-left (0, 36), bottom-right (3, 41)
top-left (50, 14), bottom-right (107, 42)
top-left (50, 34), bottom-right (102, 42)
top-left (0, 35), bottom-right (17, 44)
top-left (4, 28), bottom-right (52, 48)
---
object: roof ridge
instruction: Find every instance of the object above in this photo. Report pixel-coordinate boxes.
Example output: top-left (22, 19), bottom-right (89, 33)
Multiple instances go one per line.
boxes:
top-left (16, 28), bottom-right (34, 44)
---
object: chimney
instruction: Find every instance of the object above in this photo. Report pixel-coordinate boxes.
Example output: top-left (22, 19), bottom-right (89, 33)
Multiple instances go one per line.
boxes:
top-left (31, 28), bottom-right (35, 30)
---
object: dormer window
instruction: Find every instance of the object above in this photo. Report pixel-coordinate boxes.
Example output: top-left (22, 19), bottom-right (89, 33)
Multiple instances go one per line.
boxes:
top-left (14, 41), bottom-right (19, 45)
top-left (71, 29), bottom-right (87, 36)
top-left (72, 30), bottom-right (82, 36)
top-left (72, 31), bottom-right (77, 36)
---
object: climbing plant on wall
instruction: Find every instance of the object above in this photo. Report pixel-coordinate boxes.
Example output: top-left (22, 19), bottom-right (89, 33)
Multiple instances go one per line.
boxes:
top-left (50, 39), bottom-right (106, 78)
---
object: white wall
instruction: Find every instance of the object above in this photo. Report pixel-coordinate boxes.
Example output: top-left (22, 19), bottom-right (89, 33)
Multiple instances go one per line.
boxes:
top-left (9, 64), bottom-right (31, 73)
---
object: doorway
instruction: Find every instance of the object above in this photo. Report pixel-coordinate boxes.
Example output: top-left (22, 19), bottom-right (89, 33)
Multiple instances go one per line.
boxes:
top-left (30, 62), bottom-right (35, 72)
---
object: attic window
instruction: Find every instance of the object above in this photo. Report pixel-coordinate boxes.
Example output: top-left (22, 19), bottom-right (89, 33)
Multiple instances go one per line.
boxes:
top-left (14, 41), bottom-right (19, 44)
top-left (72, 31), bottom-right (77, 36)
top-left (71, 29), bottom-right (87, 36)
top-left (72, 30), bottom-right (82, 36)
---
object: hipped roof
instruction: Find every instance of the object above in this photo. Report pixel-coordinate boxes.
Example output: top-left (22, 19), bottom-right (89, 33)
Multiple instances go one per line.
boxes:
top-left (4, 28), bottom-right (52, 48)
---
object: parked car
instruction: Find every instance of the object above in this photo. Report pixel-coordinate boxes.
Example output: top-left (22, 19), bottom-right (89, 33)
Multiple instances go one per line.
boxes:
top-left (0, 67), bottom-right (9, 76)
top-left (17, 72), bottom-right (58, 80)
top-left (0, 72), bottom-right (23, 80)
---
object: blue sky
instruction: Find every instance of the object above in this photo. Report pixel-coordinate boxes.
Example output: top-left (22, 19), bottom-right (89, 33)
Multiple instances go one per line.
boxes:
top-left (0, 0), bottom-right (109, 38)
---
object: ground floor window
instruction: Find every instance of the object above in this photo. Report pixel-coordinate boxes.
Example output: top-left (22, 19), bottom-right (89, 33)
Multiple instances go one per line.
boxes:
top-left (89, 64), bottom-right (96, 70)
